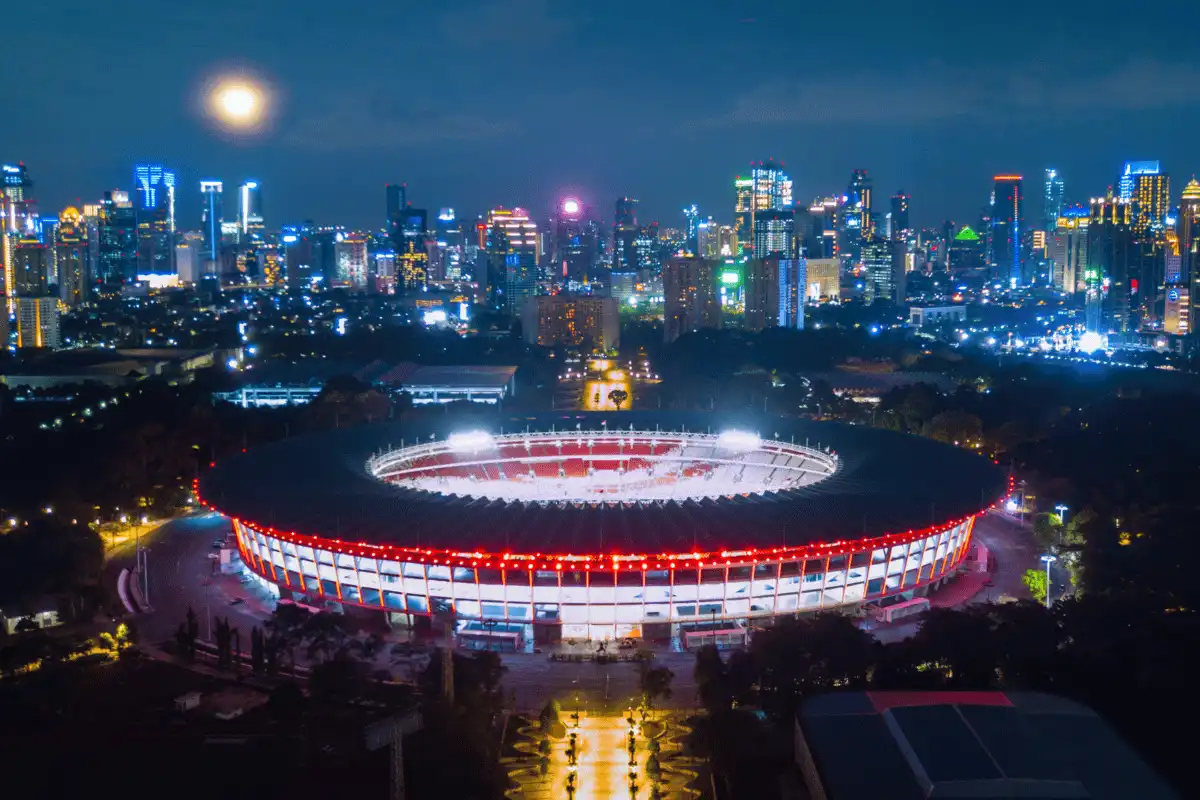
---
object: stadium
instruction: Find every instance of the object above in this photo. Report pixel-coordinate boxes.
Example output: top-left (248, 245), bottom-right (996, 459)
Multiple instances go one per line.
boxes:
top-left (197, 412), bottom-right (1009, 651)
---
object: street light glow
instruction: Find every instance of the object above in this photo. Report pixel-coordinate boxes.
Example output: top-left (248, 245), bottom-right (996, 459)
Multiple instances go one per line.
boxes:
top-left (716, 430), bottom-right (761, 451)
top-left (447, 430), bottom-right (496, 452)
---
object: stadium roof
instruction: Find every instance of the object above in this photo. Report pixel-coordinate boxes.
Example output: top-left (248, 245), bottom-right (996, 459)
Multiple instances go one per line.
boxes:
top-left (197, 412), bottom-right (1007, 557)
top-left (798, 691), bottom-right (1178, 799)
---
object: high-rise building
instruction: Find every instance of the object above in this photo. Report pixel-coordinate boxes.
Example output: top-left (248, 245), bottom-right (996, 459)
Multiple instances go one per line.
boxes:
top-left (1087, 192), bottom-right (1136, 334)
top-left (841, 169), bottom-right (873, 258)
top-left (134, 165), bottom-right (175, 277)
top-left (733, 160), bottom-right (793, 257)
top-left (200, 181), bottom-right (223, 266)
top-left (862, 236), bottom-right (903, 304)
top-left (633, 223), bottom-right (660, 273)
top-left (682, 204), bottom-right (700, 255)
top-left (663, 255), bottom-right (721, 343)
top-left (696, 218), bottom-right (720, 259)
top-left (1049, 208), bottom-right (1089, 293)
top-left (521, 295), bottom-right (619, 351)
top-left (2, 163), bottom-right (37, 296)
top-left (386, 184), bottom-right (406, 228)
top-left (336, 232), bottom-right (370, 289)
top-left (947, 226), bottom-right (986, 279)
top-left (991, 175), bottom-right (1024, 286)
top-left (238, 181), bottom-right (264, 244)
top-left (1178, 178), bottom-right (1200, 333)
top-left (553, 199), bottom-right (591, 284)
top-left (744, 257), bottom-right (805, 332)
top-left (486, 207), bottom-right (538, 314)
top-left (752, 209), bottom-right (795, 257)
top-left (12, 235), bottom-right (49, 296)
top-left (613, 197), bottom-right (639, 272)
top-left (56, 207), bottom-right (89, 306)
top-left (434, 208), bottom-right (464, 281)
top-left (175, 232), bottom-right (204, 284)
top-left (397, 207), bottom-right (429, 292)
top-left (1118, 161), bottom-right (1160, 202)
top-left (889, 193), bottom-right (910, 241)
top-left (1043, 169), bottom-right (1065, 232)
top-left (804, 258), bottom-right (840, 302)
top-left (15, 296), bottom-right (60, 349)
top-left (98, 190), bottom-right (137, 285)
top-left (733, 178), bottom-right (753, 253)
top-left (1129, 170), bottom-right (1170, 237)
top-left (281, 221), bottom-right (315, 288)
top-left (134, 164), bottom-right (176, 231)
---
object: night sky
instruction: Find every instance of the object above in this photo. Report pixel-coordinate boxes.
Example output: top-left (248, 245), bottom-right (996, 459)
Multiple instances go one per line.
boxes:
top-left (8, 0), bottom-right (1200, 231)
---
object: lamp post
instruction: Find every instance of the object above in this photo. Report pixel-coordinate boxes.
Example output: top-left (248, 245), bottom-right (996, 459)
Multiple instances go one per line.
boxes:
top-left (1054, 504), bottom-right (1068, 525)
top-left (1040, 554), bottom-right (1057, 609)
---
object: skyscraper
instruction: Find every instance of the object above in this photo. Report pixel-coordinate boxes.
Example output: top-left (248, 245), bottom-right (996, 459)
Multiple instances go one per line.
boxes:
top-left (752, 209), bottom-right (795, 257)
top-left (1179, 178), bottom-right (1200, 333)
top-left (862, 236), bottom-right (903, 304)
top-left (682, 204), bottom-right (700, 255)
top-left (1130, 170), bottom-right (1170, 237)
top-left (484, 207), bottom-right (538, 314)
top-left (744, 256), bottom-right (805, 332)
top-left (12, 234), bottom-right (49, 296)
top-left (1118, 161), bottom-right (1160, 202)
top-left (889, 192), bottom-right (910, 241)
top-left (613, 197), bottom-right (639, 272)
top-left (435, 208), bottom-right (464, 281)
top-left (1043, 169), bottom-right (1065, 231)
top-left (663, 255), bottom-right (721, 343)
top-left (398, 207), bottom-right (429, 292)
top-left (554, 199), bottom-right (591, 284)
top-left (841, 169), bottom-right (873, 259)
top-left (1088, 192), bottom-right (1136, 334)
top-left (1049, 208), bottom-right (1089, 293)
top-left (134, 164), bottom-right (176, 231)
top-left (386, 184), bottom-right (406, 228)
top-left (238, 181), bottom-right (264, 243)
top-left (200, 181), bottom-right (223, 266)
top-left (733, 160), bottom-right (793, 257)
top-left (991, 175), bottom-right (1024, 286)
top-left (56, 207), bottom-right (89, 306)
top-left (98, 190), bottom-right (137, 285)
top-left (133, 164), bottom-right (175, 277)
top-left (2, 163), bottom-right (36, 297)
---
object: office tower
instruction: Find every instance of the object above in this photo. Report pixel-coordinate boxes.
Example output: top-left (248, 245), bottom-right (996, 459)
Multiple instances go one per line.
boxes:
top-left (663, 255), bottom-right (721, 342)
top-left (889, 193), bottom-right (910, 241)
top-left (1087, 192), bottom-right (1136, 334)
top-left (613, 197), bottom-right (639, 272)
top-left (696, 218), bottom-right (720, 258)
top-left (56, 207), bottom-right (89, 306)
top-left (1044, 169), bottom-right (1065, 232)
top-left (200, 181), bottom-right (223, 265)
top-left (947, 226), bottom-right (985, 278)
top-left (397, 207), bottom-right (429, 291)
top-left (804, 258), bottom-right (839, 302)
top-left (682, 204), bottom-right (700, 254)
top-left (553, 199), bottom-right (590, 284)
top-left (1118, 161), bottom-right (1160, 202)
top-left (12, 234), bottom-right (49, 296)
top-left (386, 183), bottom-right (406, 228)
top-left (744, 256), bottom-right (806, 332)
top-left (752, 209), bottom-right (795, 257)
top-left (133, 164), bottom-right (175, 277)
top-left (15, 296), bottom-right (60, 349)
top-left (733, 160), bottom-right (793, 257)
top-left (174, 232), bottom-right (204, 283)
top-left (134, 164), bottom-right (176, 230)
top-left (717, 225), bottom-right (737, 258)
top-left (485, 207), bottom-right (538, 314)
top-left (238, 181), bottom-right (264, 243)
top-left (435, 209), bottom-right (464, 281)
top-left (862, 236), bottom-right (904, 304)
top-left (1129, 170), bottom-right (1170, 237)
top-left (633, 223), bottom-right (659, 273)
top-left (1179, 178), bottom-right (1200, 332)
top-left (1164, 286), bottom-right (1189, 335)
top-left (281, 222), bottom-right (314, 287)
top-left (2, 163), bottom-right (37, 296)
top-left (97, 191), bottom-right (137, 285)
top-left (1049, 208), bottom-right (1089, 293)
top-left (991, 175), bottom-right (1024, 286)
top-left (734, 178), bottom-right (753, 252)
top-left (841, 169), bottom-right (873, 256)
top-left (521, 295), bottom-right (619, 351)
top-left (336, 232), bottom-right (370, 289)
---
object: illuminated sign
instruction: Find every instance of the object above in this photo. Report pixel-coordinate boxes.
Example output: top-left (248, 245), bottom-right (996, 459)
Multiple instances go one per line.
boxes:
top-left (282, 234), bottom-right (298, 243)
top-left (1168, 289), bottom-right (1180, 302)
top-left (721, 271), bottom-right (740, 285)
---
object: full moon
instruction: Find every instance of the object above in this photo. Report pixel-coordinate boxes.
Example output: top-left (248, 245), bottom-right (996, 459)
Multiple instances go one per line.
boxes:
top-left (203, 76), bottom-right (269, 131)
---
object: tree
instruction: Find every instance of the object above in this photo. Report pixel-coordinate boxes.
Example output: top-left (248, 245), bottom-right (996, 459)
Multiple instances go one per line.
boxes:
top-left (608, 388), bottom-right (629, 411)
top-left (639, 665), bottom-right (674, 708)
top-left (539, 699), bottom-right (561, 733)
top-left (1022, 568), bottom-right (1049, 604)
top-left (924, 409), bottom-right (984, 446)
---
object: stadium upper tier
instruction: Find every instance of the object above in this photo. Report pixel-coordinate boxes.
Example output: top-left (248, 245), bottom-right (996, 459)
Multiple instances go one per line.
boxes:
top-left (197, 412), bottom-right (1009, 559)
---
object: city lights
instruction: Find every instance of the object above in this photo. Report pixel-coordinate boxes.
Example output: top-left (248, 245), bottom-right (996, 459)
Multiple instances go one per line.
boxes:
top-left (446, 430), bottom-right (496, 452)
top-left (715, 430), bottom-right (761, 451)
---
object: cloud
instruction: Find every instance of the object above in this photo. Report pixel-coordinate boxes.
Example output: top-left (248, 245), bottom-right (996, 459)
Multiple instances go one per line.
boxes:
top-left (692, 58), bottom-right (1200, 130)
top-left (439, 0), bottom-right (573, 48)
top-left (283, 91), bottom-right (519, 151)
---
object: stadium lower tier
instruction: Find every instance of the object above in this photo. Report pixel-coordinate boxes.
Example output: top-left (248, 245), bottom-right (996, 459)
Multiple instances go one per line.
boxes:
top-left (232, 516), bottom-right (976, 647)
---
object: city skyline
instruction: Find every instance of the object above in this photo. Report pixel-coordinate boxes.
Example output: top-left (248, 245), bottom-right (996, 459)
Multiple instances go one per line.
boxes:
top-left (5, 1), bottom-right (1200, 230)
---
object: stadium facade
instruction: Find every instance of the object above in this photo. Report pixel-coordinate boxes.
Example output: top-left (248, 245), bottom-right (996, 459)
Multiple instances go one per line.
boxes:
top-left (198, 413), bottom-right (1008, 650)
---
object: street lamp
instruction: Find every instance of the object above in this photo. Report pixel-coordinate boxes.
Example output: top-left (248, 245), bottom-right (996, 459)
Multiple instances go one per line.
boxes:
top-left (1054, 504), bottom-right (1068, 525)
top-left (1040, 554), bottom-right (1057, 609)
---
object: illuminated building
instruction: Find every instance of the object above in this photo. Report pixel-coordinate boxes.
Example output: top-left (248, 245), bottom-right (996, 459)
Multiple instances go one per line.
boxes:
top-left (1130, 170), bottom-right (1170, 237)
top-left (2, 163), bottom-right (36, 297)
top-left (199, 414), bottom-right (1006, 646)
top-left (238, 180), bottom-right (264, 244)
top-left (633, 222), bottom-right (659, 273)
top-left (12, 235), bottom-right (49, 296)
top-left (889, 193), bottom-right (910, 241)
top-left (696, 218), bottom-right (720, 258)
top-left (552, 198), bottom-right (591, 285)
top-left (1179, 177), bottom-right (1200, 282)
top-left (1049, 209), bottom-right (1089, 293)
top-left (174, 232), bottom-right (203, 283)
top-left (98, 190), bottom-right (137, 285)
top-left (613, 197), bottom-right (639, 272)
top-left (134, 164), bottom-right (176, 230)
top-left (385, 183), bottom-right (406, 230)
top-left (200, 180), bottom-right (223, 266)
top-left (1043, 168), bottom-right (1065, 231)
top-left (682, 204), bottom-right (700, 254)
top-left (801, 198), bottom-right (839, 259)
top-left (1118, 160), bottom-right (1159, 202)
top-left (484, 207), bottom-right (538, 314)
top-left (717, 224), bottom-right (737, 257)
top-left (1164, 286), bottom-right (1189, 336)
top-left (734, 178), bottom-right (753, 253)
top-left (734, 160), bottom-right (793, 256)
top-left (1088, 192), bottom-right (1135, 334)
top-left (990, 175), bottom-right (1024, 286)
top-left (744, 257), bottom-right (805, 332)
top-left (805, 258), bottom-right (840, 301)
top-left (55, 207), bottom-right (89, 306)
top-left (947, 225), bottom-right (984, 279)
top-left (281, 222), bottom-right (314, 288)
top-left (334, 233), bottom-right (369, 289)
top-left (521, 295), bottom-right (618, 351)
top-left (663, 255), bottom-right (721, 342)
top-left (15, 297), bottom-right (60, 349)
top-left (842, 169), bottom-right (873, 257)
top-left (435, 208), bottom-right (464, 281)
top-left (863, 236), bottom-right (903, 304)
top-left (134, 165), bottom-right (175, 278)
top-left (752, 209), bottom-right (795, 257)
top-left (397, 207), bottom-right (429, 292)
